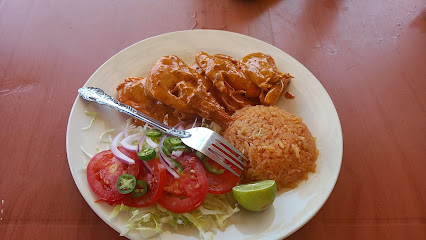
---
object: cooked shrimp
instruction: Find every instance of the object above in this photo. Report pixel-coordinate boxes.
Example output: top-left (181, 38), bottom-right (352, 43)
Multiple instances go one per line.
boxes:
top-left (117, 77), bottom-right (192, 127)
top-left (240, 52), bottom-right (292, 105)
top-left (145, 55), bottom-right (233, 128)
top-left (196, 51), bottom-right (261, 98)
top-left (191, 62), bottom-right (254, 114)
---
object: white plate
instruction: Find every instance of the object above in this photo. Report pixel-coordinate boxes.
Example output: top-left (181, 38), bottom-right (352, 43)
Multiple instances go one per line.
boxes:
top-left (66, 30), bottom-right (343, 240)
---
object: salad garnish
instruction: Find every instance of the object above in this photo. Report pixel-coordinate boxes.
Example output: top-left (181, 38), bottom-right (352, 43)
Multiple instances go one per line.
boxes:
top-left (117, 174), bottom-right (137, 194)
top-left (138, 147), bottom-right (156, 161)
top-left (83, 116), bottom-right (241, 239)
top-left (81, 111), bottom-right (97, 130)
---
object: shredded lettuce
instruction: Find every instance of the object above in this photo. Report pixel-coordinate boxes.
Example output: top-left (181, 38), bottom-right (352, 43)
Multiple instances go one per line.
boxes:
top-left (99, 129), bottom-right (115, 143)
top-left (81, 111), bottom-right (97, 130)
top-left (80, 145), bottom-right (94, 170)
top-left (80, 145), bottom-right (94, 159)
top-left (110, 204), bottom-right (132, 218)
top-left (111, 193), bottom-right (239, 239)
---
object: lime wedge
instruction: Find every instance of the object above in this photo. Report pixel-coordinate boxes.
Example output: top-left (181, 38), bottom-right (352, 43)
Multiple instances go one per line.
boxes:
top-left (232, 180), bottom-right (277, 212)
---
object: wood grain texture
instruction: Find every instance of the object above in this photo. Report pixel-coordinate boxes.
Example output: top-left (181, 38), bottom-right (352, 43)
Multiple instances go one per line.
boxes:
top-left (0, 0), bottom-right (425, 239)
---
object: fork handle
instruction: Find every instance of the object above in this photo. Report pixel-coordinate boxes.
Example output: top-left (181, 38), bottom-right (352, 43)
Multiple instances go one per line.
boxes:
top-left (78, 87), bottom-right (191, 138)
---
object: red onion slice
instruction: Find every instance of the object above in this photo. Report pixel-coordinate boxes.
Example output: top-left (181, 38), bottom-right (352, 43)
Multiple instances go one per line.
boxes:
top-left (174, 121), bottom-right (185, 130)
top-left (146, 137), bottom-right (158, 148)
top-left (159, 154), bottom-right (179, 179)
top-left (141, 160), bottom-right (152, 173)
top-left (191, 118), bottom-right (200, 129)
top-left (158, 135), bottom-right (174, 167)
top-left (120, 133), bottom-right (142, 152)
top-left (170, 150), bottom-right (184, 159)
top-left (110, 131), bottom-right (135, 165)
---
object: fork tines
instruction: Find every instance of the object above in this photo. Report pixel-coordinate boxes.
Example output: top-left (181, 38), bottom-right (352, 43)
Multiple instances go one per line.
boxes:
top-left (182, 127), bottom-right (247, 178)
top-left (204, 138), bottom-right (246, 177)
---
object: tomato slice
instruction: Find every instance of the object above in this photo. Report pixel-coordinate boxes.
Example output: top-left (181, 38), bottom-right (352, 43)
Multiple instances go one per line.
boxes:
top-left (202, 156), bottom-right (242, 194)
top-left (117, 158), bottom-right (166, 207)
top-left (86, 147), bottom-right (141, 202)
top-left (157, 153), bottom-right (208, 213)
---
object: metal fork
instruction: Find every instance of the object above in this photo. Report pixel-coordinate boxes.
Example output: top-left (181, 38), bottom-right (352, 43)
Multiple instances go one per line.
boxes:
top-left (78, 87), bottom-right (246, 177)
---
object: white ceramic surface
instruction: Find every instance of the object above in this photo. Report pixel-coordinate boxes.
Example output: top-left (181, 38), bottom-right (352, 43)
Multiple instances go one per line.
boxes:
top-left (66, 30), bottom-right (343, 240)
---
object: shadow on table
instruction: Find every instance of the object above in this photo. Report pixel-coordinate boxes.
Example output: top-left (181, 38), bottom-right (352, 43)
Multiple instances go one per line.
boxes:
top-left (234, 0), bottom-right (342, 39)
top-left (409, 10), bottom-right (426, 33)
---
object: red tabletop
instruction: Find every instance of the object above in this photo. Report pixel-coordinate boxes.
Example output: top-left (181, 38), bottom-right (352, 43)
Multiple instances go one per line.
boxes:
top-left (1, 0), bottom-right (425, 239)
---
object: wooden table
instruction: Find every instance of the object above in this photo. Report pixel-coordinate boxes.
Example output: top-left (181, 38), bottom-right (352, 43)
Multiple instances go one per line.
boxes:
top-left (1, 0), bottom-right (425, 239)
